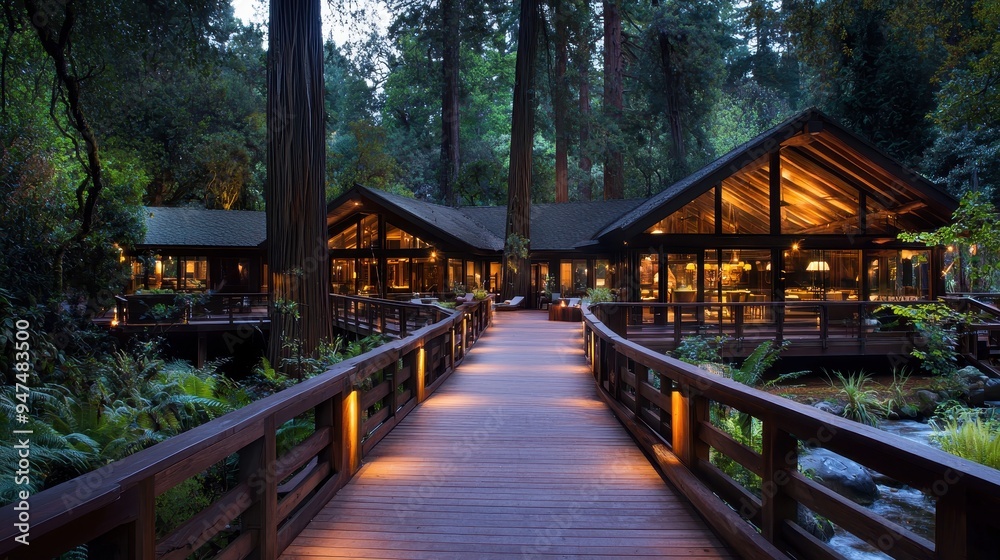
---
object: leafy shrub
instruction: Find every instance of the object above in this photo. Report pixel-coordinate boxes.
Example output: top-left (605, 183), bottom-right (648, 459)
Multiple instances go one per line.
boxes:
top-left (672, 335), bottom-right (726, 365)
top-left (586, 286), bottom-right (614, 303)
top-left (933, 415), bottom-right (1000, 469)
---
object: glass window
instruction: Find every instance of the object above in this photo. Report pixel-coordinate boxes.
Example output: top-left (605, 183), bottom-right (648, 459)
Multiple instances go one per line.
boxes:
top-left (414, 258), bottom-right (442, 293)
top-left (360, 214), bottom-right (379, 248)
top-left (639, 254), bottom-right (659, 301)
top-left (559, 260), bottom-right (573, 295)
top-left (868, 250), bottom-right (930, 301)
top-left (594, 260), bottom-right (609, 287)
top-left (359, 258), bottom-right (380, 295)
top-left (331, 259), bottom-right (356, 295)
top-left (387, 258), bottom-right (411, 292)
top-left (703, 249), bottom-right (720, 298)
top-left (385, 222), bottom-right (430, 249)
top-left (465, 261), bottom-right (481, 290)
top-left (645, 187), bottom-right (715, 234)
top-left (182, 257), bottom-right (208, 291)
top-left (783, 249), bottom-right (860, 301)
top-left (447, 258), bottom-right (464, 291)
top-left (781, 151), bottom-right (861, 235)
top-left (722, 156), bottom-right (769, 234)
top-left (329, 222), bottom-right (359, 249)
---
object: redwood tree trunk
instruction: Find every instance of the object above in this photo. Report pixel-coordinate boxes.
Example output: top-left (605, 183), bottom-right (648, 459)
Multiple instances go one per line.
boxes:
top-left (553, 0), bottom-right (569, 203)
top-left (603, 0), bottom-right (624, 200)
top-left (440, 0), bottom-right (460, 206)
top-left (266, 0), bottom-right (332, 370)
top-left (652, 0), bottom-right (686, 175)
top-left (503, 0), bottom-right (538, 302)
top-left (575, 0), bottom-right (593, 202)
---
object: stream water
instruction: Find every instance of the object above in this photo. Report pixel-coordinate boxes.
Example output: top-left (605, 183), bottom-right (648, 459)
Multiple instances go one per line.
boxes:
top-left (827, 420), bottom-right (939, 559)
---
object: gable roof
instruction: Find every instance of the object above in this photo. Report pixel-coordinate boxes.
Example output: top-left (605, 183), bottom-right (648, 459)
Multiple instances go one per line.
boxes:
top-left (596, 107), bottom-right (957, 242)
top-left (327, 187), bottom-right (506, 252)
top-left (140, 206), bottom-right (266, 248)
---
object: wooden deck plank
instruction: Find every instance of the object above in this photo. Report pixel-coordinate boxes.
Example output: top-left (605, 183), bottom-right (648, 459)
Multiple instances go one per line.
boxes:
top-left (279, 311), bottom-right (734, 559)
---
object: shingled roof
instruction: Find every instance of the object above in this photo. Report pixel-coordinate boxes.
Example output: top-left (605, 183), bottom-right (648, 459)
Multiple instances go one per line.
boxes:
top-left (459, 199), bottom-right (645, 251)
top-left (140, 206), bottom-right (266, 248)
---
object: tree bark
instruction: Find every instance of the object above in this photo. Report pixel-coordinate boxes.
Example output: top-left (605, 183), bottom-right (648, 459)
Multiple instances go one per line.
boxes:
top-left (503, 0), bottom-right (539, 302)
top-left (553, 0), bottom-right (569, 203)
top-left (652, 0), bottom-right (686, 175)
top-left (266, 0), bottom-right (332, 371)
top-left (574, 0), bottom-right (593, 201)
top-left (440, 0), bottom-right (460, 206)
top-left (603, 0), bottom-right (624, 200)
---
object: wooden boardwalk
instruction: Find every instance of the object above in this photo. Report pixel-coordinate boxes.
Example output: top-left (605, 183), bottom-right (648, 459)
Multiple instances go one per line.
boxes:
top-left (280, 311), bottom-right (734, 559)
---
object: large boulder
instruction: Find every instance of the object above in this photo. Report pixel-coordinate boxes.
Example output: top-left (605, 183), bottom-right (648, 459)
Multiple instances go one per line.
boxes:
top-left (797, 504), bottom-right (835, 542)
top-left (799, 448), bottom-right (879, 505)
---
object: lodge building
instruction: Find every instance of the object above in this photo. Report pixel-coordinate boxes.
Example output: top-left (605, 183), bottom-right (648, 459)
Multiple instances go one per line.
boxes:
top-left (126, 108), bottom-right (957, 312)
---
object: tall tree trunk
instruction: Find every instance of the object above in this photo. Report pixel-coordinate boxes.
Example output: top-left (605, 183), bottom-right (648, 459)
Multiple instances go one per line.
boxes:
top-left (553, 0), bottom-right (569, 203)
top-left (575, 0), bottom-right (593, 201)
top-left (603, 0), bottom-right (624, 200)
top-left (651, 0), bottom-right (686, 176)
top-left (503, 0), bottom-right (539, 302)
top-left (440, 0), bottom-right (460, 206)
top-left (266, 0), bottom-right (332, 372)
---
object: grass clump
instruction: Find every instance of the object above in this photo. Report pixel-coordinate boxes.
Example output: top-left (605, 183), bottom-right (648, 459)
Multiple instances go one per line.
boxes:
top-left (932, 406), bottom-right (1000, 470)
top-left (826, 370), bottom-right (885, 427)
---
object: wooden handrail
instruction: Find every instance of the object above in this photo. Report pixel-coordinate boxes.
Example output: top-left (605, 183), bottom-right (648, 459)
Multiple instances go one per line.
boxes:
top-left (330, 293), bottom-right (455, 338)
top-left (584, 302), bottom-right (1000, 559)
top-left (0, 299), bottom-right (492, 560)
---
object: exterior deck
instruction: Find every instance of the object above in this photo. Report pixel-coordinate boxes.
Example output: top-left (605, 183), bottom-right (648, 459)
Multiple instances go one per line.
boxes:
top-left (280, 312), bottom-right (734, 559)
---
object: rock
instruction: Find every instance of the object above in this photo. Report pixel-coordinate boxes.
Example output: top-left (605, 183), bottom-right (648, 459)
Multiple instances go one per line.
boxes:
top-left (797, 504), bottom-right (835, 542)
top-left (915, 390), bottom-right (941, 416)
top-left (982, 379), bottom-right (1000, 401)
top-left (956, 365), bottom-right (986, 384)
top-left (813, 401), bottom-right (845, 417)
top-left (799, 448), bottom-right (880, 505)
top-left (869, 470), bottom-right (904, 488)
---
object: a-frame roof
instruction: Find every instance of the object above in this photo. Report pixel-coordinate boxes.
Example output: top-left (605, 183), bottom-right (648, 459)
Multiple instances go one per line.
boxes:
top-left (596, 108), bottom-right (957, 242)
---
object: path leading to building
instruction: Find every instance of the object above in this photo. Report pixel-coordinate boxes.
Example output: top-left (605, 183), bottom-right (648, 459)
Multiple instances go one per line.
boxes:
top-left (280, 311), bottom-right (734, 559)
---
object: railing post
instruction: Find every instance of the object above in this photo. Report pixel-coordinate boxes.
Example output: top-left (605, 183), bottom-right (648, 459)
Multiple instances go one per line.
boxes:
top-left (239, 416), bottom-right (277, 560)
top-left (760, 421), bottom-right (796, 547)
top-left (315, 394), bottom-right (342, 475)
top-left (671, 381), bottom-right (708, 467)
top-left (935, 483), bottom-right (968, 559)
top-left (819, 304), bottom-right (829, 349)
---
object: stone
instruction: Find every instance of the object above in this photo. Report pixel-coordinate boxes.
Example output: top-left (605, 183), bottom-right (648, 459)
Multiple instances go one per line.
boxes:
top-left (956, 365), bottom-right (985, 384)
top-left (800, 448), bottom-right (880, 505)
top-left (982, 379), bottom-right (1000, 400)
top-left (797, 504), bottom-right (835, 542)
top-left (915, 390), bottom-right (941, 416)
top-left (813, 401), bottom-right (845, 417)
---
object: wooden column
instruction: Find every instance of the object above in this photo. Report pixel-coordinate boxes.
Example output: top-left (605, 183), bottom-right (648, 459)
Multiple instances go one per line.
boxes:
top-left (240, 416), bottom-right (277, 560)
top-left (769, 150), bottom-right (782, 236)
top-left (760, 421), bottom-right (796, 546)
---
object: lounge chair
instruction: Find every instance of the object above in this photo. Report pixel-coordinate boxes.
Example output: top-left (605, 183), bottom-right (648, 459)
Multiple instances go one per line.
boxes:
top-left (455, 292), bottom-right (476, 304)
top-left (494, 295), bottom-right (524, 311)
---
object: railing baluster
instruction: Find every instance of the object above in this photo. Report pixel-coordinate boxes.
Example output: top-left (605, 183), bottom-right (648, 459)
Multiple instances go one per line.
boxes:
top-left (760, 421), bottom-right (796, 546)
top-left (240, 416), bottom-right (278, 559)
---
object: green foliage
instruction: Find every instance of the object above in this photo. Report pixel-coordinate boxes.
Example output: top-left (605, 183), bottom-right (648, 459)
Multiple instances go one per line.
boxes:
top-left (876, 303), bottom-right (971, 376)
top-left (728, 340), bottom-right (796, 387)
top-left (932, 407), bottom-right (1000, 470)
top-left (826, 371), bottom-right (885, 427)
top-left (710, 405), bottom-right (763, 495)
top-left (899, 192), bottom-right (1000, 291)
top-left (882, 366), bottom-right (918, 418)
top-left (585, 287), bottom-right (614, 304)
top-left (672, 335), bottom-right (726, 366)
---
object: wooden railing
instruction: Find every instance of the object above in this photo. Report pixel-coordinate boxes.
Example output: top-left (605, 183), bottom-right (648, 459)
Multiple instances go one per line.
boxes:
top-left (946, 295), bottom-right (1000, 377)
top-left (0, 299), bottom-right (492, 560)
top-left (330, 294), bottom-right (459, 338)
top-left (598, 300), bottom-right (953, 355)
top-left (583, 302), bottom-right (1000, 559)
top-left (115, 292), bottom-right (270, 326)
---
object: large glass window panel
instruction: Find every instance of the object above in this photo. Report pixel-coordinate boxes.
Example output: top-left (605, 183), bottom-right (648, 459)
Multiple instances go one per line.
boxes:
top-left (331, 259), bottom-right (356, 294)
top-left (447, 258), bottom-right (463, 291)
top-left (329, 222), bottom-right (358, 249)
top-left (721, 156), bottom-right (769, 234)
top-left (360, 214), bottom-right (379, 248)
top-left (645, 187), bottom-right (715, 234)
top-left (559, 260), bottom-right (573, 295)
top-left (385, 222), bottom-right (431, 249)
top-left (639, 253), bottom-right (659, 301)
top-left (387, 258), bottom-right (411, 292)
top-left (358, 258), bottom-right (380, 295)
top-left (868, 249), bottom-right (930, 301)
top-left (594, 260), bottom-right (609, 287)
top-left (781, 151), bottom-right (861, 235)
top-left (465, 261), bottom-right (481, 290)
top-left (182, 257), bottom-right (208, 291)
top-left (414, 258), bottom-right (442, 293)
